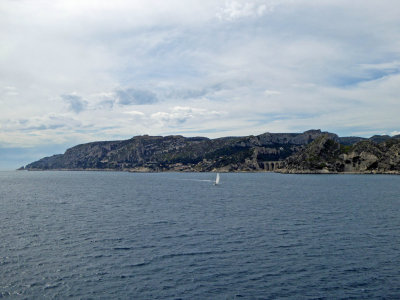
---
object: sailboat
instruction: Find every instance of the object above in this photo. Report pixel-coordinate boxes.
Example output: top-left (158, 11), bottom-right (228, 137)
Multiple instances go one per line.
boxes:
top-left (214, 173), bottom-right (220, 185)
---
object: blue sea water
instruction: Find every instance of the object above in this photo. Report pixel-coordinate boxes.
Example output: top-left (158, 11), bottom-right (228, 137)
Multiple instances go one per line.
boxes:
top-left (0, 171), bottom-right (399, 299)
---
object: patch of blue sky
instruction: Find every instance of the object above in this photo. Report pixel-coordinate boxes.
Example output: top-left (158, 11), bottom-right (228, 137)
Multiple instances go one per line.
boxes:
top-left (331, 68), bottom-right (400, 88)
top-left (325, 125), bottom-right (394, 138)
top-left (0, 144), bottom-right (72, 170)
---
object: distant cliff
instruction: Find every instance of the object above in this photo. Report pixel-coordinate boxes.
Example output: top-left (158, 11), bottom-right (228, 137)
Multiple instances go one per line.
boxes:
top-left (22, 130), bottom-right (400, 174)
top-left (280, 134), bottom-right (400, 174)
top-left (22, 130), bottom-right (331, 172)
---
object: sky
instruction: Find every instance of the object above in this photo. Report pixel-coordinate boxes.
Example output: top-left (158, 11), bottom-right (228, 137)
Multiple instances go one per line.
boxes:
top-left (1, 0), bottom-right (400, 169)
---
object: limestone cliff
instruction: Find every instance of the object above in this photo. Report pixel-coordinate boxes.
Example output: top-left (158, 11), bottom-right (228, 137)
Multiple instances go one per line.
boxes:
top-left (23, 130), bottom-right (330, 172)
top-left (279, 135), bottom-right (400, 174)
top-left (22, 130), bottom-right (400, 174)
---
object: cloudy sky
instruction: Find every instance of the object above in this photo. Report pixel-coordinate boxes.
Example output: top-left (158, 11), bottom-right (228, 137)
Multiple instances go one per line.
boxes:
top-left (1, 0), bottom-right (400, 169)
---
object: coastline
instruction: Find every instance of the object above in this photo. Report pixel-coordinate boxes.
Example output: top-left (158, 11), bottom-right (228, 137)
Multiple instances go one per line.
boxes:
top-left (18, 168), bottom-right (400, 175)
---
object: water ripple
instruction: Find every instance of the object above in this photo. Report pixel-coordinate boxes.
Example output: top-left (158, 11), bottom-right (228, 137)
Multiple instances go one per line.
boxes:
top-left (0, 171), bottom-right (399, 299)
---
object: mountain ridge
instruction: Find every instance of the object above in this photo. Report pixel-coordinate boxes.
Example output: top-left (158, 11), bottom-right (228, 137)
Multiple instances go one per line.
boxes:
top-left (21, 130), bottom-right (400, 174)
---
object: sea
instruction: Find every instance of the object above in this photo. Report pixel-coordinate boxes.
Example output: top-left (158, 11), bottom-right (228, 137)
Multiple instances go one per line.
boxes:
top-left (0, 171), bottom-right (399, 299)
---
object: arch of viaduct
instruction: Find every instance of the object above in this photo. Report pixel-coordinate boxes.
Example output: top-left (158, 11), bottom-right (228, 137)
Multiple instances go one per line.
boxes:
top-left (258, 161), bottom-right (285, 171)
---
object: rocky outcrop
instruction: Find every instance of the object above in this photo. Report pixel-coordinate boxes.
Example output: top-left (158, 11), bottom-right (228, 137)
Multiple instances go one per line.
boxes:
top-left (279, 135), bottom-right (400, 174)
top-left (281, 135), bottom-right (344, 173)
top-left (341, 139), bottom-right (400, 173)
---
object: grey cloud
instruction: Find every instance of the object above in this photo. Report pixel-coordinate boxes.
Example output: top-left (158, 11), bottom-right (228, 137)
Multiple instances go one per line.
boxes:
top-left (172, 88), bottom-right (208, 99)
top-left (116, 89), bottom-right (158, 105)
top-left (165, 84), bottom-right (224, 100)
top-left (61, 94), bottom-right (88, 113)
top-left (21, 124), bottom-right (65, 131)
top-left (163, 88), bottom-right (208, 100)
top-left (18, 119), bottom-right (28, 125)
top-left (97, 100), bottom-right (115, 109)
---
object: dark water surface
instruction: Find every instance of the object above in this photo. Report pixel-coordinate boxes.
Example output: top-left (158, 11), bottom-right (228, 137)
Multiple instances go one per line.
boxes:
top-left (0, 171), bottom-right (399, 299)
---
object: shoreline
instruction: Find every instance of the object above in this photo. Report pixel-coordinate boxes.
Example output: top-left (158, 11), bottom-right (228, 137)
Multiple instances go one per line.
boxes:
top-left (17, 168), bottom-right (400, 175)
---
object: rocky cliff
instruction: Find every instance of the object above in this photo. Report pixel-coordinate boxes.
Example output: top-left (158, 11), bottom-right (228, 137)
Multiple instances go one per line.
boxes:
top-left (23, 130), bottom-right (331, 172)
top-left (280, 134), bottom-right (400, 174)
top-left (22, 130), bottom-right (400, 174)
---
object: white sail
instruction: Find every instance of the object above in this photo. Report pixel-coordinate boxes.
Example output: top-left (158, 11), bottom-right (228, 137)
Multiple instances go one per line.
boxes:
top-left (215, 173), bottom-right (220, 185)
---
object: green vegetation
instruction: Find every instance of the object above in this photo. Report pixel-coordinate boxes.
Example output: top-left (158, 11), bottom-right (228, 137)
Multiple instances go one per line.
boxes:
top-left (340, 144), bottom-right (353, 154)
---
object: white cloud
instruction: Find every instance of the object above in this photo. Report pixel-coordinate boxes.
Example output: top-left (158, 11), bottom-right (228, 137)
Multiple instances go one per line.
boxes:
top-left (123, 110), bottom-right (145, 117)
top-left (2, 85), bottom-right (18, 96)
top-left (216, 0), bottom-right (277, 21)
top-left (151, 106), bottom-right (221, 127)
top-left (264, 90), bottom-right (281, 97)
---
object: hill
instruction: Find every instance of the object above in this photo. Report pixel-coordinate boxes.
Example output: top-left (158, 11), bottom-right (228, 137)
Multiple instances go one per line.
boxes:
top-left (22, 130), bottom-right (400, 174)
